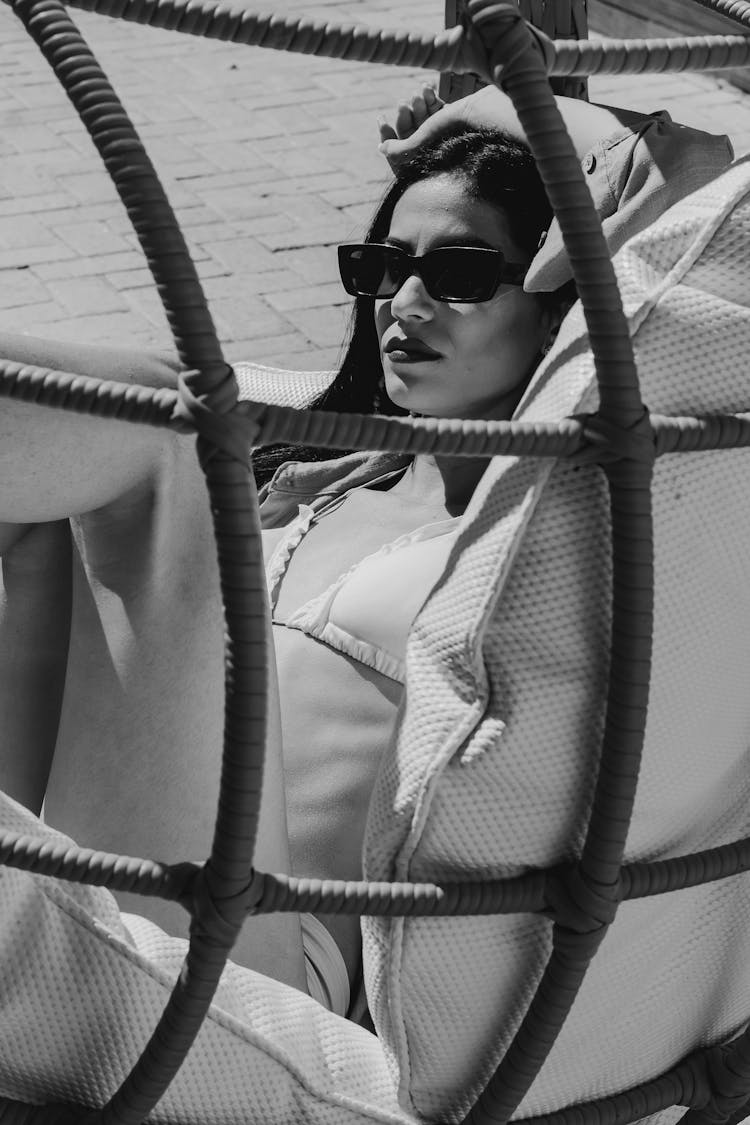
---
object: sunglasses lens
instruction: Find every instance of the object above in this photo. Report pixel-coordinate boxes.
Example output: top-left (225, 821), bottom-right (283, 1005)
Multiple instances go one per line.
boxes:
top-left (424, 248), bottom-right (502, 301)
top-left (340, 245), bottom-right (402, 298)
top-left (339, 245), bottom-right (519, 302)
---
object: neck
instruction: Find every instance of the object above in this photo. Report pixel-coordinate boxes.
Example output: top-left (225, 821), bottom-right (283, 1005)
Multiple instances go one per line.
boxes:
top-left (388, 385), bottom-right (530, 516)
top-left (388, 453), bottom-right (490, 517)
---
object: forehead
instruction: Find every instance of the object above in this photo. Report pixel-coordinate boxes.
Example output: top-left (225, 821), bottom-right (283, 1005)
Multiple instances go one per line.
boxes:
top-left (387, 174), bottom-right (525, 258)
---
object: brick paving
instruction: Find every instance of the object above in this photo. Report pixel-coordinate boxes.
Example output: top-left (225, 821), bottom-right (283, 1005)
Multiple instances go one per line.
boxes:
top-left (2, 0), bottom-right (750, 369)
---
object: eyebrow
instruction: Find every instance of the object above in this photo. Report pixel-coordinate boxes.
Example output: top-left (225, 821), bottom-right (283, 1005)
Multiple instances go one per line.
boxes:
top-left (383, 235), bottom-right (499, 252)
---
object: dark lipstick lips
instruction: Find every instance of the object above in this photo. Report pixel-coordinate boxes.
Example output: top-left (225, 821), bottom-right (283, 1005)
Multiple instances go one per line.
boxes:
top-left (384, 338), bottom-right (441, 359)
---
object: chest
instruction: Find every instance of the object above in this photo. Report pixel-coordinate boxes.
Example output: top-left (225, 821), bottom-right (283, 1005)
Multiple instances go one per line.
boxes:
top-left (266, 486), bottom-right (451, 619)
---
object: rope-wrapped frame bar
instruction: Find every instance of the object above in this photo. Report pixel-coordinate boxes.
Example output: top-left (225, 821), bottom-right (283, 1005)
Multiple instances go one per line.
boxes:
top-left (11, 0), bottom-right (750, 76)
top-left (439, 1), bottom-right (589, 107)
top-left (3, 1), bottom-right (750, 1123)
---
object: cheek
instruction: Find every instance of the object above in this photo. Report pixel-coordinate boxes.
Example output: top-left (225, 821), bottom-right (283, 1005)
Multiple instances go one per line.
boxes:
top-left (374, 301), bottom-right (392, 344)
top-left (476, 294), bottom-right (545, 360)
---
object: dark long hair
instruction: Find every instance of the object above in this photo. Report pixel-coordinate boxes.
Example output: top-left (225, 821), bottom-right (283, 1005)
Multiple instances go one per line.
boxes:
top-left (253, 126), bottom-right (566, 488)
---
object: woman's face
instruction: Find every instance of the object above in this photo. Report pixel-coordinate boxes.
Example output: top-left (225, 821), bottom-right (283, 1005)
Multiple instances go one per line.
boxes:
top-left (375, 174), bottom-right (551, 420)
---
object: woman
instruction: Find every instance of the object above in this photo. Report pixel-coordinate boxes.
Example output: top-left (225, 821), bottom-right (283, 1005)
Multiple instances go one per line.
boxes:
top-left (254, 123), bottom-right (573, 1016)
top-left (0, 87), bottom-right (732, 1020)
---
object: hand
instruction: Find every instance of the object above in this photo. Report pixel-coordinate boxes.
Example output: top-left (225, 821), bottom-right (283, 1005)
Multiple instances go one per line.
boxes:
top-left (377, 85), bottom-right (445, 167)
top-left (377, 85), bottom-right (518, 171)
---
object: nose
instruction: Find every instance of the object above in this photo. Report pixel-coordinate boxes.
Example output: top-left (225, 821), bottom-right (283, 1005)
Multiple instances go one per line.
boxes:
top-left (389, 270), bottom-right (435, 321)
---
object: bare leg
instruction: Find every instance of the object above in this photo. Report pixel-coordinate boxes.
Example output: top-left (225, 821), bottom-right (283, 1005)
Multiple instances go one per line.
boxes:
top-left (0, 520), bottom-right (71, 813)
top-left (0, 330), bottom-right (182, 388)
top-left (0, 332), bottom-right (307, 993)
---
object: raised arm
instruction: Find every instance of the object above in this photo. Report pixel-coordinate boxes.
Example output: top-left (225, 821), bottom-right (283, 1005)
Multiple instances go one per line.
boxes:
top-left (379, 87), bottom-right (732, 295)
top-left (378, 87), bottom-right (627, 168)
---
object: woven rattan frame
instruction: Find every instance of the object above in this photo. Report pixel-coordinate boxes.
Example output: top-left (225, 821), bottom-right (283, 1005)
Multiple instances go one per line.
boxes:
top-left (2, 1), bottom-right (750, 1123)
top-left (440, 1), bottom-right (588, 104)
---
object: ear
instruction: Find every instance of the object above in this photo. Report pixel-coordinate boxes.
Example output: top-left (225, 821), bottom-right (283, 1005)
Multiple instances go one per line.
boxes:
top-left (538, 289), bottom-right (576, 356)
top-left (539, 309), bottom-right (561, 358)
top-left (541, 321), bottom-right (560, 357)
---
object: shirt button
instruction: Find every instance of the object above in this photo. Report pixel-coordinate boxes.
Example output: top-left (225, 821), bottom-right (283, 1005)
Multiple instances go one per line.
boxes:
top-left (584, 152), bottom-right (597, 174)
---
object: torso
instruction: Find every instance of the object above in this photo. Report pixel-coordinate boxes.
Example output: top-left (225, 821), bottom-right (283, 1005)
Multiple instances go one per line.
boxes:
top-left (264, 473), bottom-right (460, 985)
top-left (264, 477), bottom-right (452, 613)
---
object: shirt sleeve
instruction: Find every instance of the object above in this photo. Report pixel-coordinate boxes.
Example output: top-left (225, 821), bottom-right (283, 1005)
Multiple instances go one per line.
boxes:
top-left (524, 109), bottom-right (734, 291)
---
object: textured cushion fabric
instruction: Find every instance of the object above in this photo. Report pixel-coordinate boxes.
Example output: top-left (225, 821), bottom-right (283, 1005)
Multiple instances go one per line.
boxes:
top-left (0, 792), bottom-right (411, 1125)
top-left (363, 154), bottom-right (750, 1123)
top-left (233, 360), bottom-right (334, 409)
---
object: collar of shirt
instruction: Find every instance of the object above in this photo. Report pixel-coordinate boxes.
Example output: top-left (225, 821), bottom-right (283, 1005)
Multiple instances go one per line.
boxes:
top-left (258, 451), bottom-right (412, 529)
top-left (525, 109), bottom-right (733, 292)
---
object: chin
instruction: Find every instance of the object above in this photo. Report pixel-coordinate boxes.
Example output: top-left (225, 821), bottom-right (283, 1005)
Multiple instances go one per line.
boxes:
top-left (382, 376), bottom-right (411, 412)
top-left (401, 401), bottom-right (459, 420)
top-left (383, 373), bottom-right (467, 420)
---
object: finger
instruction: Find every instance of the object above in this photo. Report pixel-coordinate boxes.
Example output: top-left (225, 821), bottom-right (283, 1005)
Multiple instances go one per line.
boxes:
top-left (394, 102), bottom-right (415, 139)
top-left (377, 116), bottom-right (398, 143)
top-left (378, 137), bottom-right (411, 170)
top-left (424, 85), bottom-right (445, 115)
top-left (409, 94), bottom-right (428, 129)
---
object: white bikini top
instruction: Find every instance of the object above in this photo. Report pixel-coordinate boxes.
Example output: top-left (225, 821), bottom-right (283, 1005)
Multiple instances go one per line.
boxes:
top-left (264, 483), bottom-right (461, 684)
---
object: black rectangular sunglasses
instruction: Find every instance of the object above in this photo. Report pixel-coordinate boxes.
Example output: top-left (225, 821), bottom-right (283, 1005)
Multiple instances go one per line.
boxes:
top-left (338, 242), bottom-right (528, 304)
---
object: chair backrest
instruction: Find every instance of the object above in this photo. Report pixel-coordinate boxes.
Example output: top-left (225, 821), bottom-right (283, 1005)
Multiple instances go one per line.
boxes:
top-left (440, 0), bottom-right (589, 101)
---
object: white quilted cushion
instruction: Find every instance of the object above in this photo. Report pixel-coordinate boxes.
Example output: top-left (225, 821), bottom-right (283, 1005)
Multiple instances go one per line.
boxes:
top-left (0, 792), bottom-right (411, 1124)
top-left (233, 361), bottom-right (334, 409)
top-left (364, 154), bottom-right (750, 1123)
